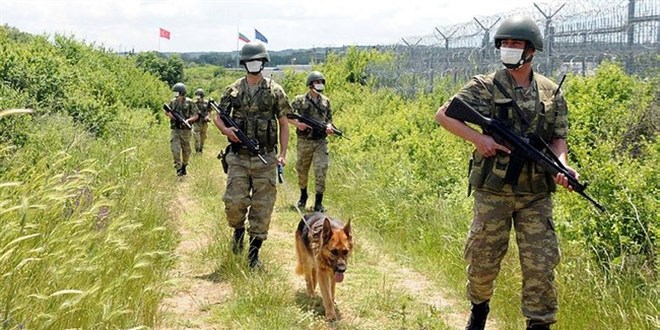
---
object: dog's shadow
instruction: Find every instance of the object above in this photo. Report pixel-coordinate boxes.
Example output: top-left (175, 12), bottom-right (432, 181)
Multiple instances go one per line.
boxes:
top-left (294, 290), bottom-right (343, 321)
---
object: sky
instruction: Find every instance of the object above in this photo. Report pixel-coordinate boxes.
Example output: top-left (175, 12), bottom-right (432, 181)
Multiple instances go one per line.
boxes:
top-left (0, 0), bottom-right (547, 53)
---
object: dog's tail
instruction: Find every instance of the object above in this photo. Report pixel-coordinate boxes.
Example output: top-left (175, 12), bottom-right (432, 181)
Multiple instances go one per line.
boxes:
top-left (294, 219), bottom-right (305, 275)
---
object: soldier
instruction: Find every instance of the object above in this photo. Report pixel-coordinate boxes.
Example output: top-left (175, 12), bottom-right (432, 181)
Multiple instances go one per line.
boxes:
top-left (289, 71), bottom-right (334, 212)
top-left (213, 41), bottom-right (291, 269)
top-left (167, 82), bottom-right (199, 176)
top-left (434, 16), bottom-right (577, 330)
top-left (193, 88), bottom-right (211, 153)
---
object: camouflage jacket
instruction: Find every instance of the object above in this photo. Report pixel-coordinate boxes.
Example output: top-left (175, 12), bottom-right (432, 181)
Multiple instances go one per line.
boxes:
top-left (169, 97), bottom-right (199, 129)
top-left (220, 77), bottom-right (292, 149)
top-left (195, 98), bottom-right (210, 121)
top-left (445, 69), bottom-right (569, 194)
top-left (291, 92), bottom-right (333, 140)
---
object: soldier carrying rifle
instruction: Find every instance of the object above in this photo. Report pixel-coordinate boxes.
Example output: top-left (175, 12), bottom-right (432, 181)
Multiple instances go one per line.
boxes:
top-left (435, 16), bottom-right (579, 330)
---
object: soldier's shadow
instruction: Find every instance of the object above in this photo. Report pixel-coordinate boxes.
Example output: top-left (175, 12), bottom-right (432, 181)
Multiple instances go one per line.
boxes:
top-left (194, 269), bottom-right (227, 283)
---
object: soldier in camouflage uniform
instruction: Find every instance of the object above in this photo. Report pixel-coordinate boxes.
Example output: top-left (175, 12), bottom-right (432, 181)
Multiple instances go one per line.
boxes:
top-left (193, 88), bottom-right (211, 153)
top-left (435, 16), bottom-right (578, 330)
top-left (290, 71), bottom-right (335, 212)
top-left (167, 82), bottom-right (199, 176)
top-left (213, 41), bottom-right (291, 269)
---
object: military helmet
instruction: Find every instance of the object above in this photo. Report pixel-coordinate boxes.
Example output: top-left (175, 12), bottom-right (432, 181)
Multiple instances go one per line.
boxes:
top-left (306, 71), bottom-right (326, 86)
top-left (172, 82), bottom-right (187, 95)
top-left (239, 41), bottom-right (270, 63)
top-left (194, 88), bottom-right (204, 97)
top-left (494, 16), bottom-right (543, 51)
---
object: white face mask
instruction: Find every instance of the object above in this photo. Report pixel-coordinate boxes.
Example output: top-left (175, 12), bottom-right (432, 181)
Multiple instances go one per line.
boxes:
top-left (500, 47), bottom-right (524, 66)
top-left (313, 83), bottom-right (325, 92)
top-left (245, 60), bottom-right (263, 74)
top-left (173, 92), bottom-right (180, 98)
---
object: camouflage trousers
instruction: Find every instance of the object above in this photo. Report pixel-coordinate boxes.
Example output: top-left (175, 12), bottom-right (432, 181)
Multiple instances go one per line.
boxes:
top-left (465, 189), bottom-right (560, 326)
top-left (295, 138), bottom-right (329, 193)
top-left (170, 129), bottom-right (192, 170)
top-left (223, 150), bottom-right (278, 241)
top-left (193, 121), bottom-right (209, 152)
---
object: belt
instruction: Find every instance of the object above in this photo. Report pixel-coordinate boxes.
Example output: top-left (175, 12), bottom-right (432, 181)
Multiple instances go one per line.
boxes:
top-left (235, 147), bottom-right (275, 156)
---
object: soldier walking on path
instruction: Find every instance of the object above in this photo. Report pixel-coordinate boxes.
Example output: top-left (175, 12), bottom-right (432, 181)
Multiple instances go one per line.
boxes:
top-left (193, 88), bottom-right (211, 154)
top-left (435, 16), bottom-right (578, 330)
top-left (167, 82), bottom-right (199, 177)
top-left (289, 71), bottom-right (335, 212)
top-left (213, 41), bottom-right (291, 269)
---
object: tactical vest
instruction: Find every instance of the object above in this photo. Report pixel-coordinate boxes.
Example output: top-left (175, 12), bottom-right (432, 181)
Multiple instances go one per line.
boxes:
top-left (195, 99), bottom-right (209, 118)
top-left (468, 70), bottom-right (560, 194)
top-left (294, 93), bottom-right (332, 140)
top-left (226, 77), bottom-right (279, 150)
top-left (169, 97), bottom-right (196, 130)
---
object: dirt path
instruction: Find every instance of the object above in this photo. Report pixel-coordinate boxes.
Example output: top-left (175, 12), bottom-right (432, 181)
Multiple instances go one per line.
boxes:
top-left (156, 150), bottom-right (491, 329)
top-left (158, 174), bottom-right (228, 330)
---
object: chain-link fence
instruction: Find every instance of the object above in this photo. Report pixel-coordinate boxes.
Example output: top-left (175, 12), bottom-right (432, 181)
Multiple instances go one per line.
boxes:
top-left (368, 0), bottom-right (659, 97)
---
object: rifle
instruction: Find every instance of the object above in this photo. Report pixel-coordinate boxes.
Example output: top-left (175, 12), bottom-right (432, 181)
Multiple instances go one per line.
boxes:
top-left (287, 113), bottom-right (348, 139)
top-left (445, 97), bottom-right (605, 212)
top-left (208, 100), bottom-right (267, 165)
top-left (163, 104), bottom-right (192, 129)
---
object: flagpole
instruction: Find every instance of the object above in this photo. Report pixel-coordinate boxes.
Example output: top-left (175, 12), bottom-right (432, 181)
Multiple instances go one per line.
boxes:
top-left (236, 24), bottom-right (240, 68)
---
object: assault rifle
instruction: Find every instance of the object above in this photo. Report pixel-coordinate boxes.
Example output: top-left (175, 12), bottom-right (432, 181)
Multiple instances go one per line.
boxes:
top-left (287, 113), bottom-right (348, 139)
top-left (208, 100), bottom-right (267, 165)
top-left (445, 97), bottom-right (605, 212)
top-left (163, 104), bottom-right (192, 129)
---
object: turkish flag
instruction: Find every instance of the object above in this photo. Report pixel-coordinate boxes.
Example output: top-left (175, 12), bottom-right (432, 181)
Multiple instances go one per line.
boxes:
top-left (159, 28), bottom-right (170, 40)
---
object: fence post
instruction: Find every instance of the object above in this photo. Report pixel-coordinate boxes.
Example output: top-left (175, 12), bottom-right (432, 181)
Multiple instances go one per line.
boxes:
top-left (626, 0), bottom-right (636, 73)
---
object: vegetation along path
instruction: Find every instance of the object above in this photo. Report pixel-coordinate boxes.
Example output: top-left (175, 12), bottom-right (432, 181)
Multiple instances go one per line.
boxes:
top-left (156, 137), bottom-right (485, 330)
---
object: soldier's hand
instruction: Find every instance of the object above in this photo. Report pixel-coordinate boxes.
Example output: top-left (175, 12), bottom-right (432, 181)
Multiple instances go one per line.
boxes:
top-left (277, 155), bottom-right (286, 167)
top-left (223, 127), bottom-right (240, 143)
top-left (326, 123), bottom-right (334, 135)
top-left (296, 121), bottom-right (311, 131)
top-left (555, 165), bottom-right (579, 192)
top-left (475, 134), bottom-right (510, 158)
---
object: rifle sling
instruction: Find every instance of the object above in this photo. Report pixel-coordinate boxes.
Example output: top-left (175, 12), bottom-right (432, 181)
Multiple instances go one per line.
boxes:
top-left (492, 78), bottom-right (531, 129)
top-left (305, 95), bottom-right (330, 123)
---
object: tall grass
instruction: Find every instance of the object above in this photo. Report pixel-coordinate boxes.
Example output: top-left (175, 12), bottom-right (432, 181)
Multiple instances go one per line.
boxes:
top-left (0, 110), bottom-right (178, 328)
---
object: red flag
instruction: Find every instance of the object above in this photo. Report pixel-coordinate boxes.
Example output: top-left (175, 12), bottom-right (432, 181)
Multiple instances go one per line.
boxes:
top-left (159, 28), bottom-right (170, 40)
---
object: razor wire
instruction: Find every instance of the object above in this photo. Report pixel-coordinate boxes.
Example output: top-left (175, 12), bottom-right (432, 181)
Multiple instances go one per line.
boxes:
top-left (368, 0), bottom-right (659, 98)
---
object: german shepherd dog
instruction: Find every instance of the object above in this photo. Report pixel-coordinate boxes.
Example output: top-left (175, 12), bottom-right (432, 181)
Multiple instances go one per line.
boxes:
top-left (295, 212), bottom-right (353, 321)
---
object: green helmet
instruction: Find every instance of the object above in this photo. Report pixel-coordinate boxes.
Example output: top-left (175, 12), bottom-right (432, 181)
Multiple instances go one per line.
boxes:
top-left (194, 88), bottom-right (204, 97)
top-left (239, 41), bottom-right (270, 63)
top-left (306, 71), bottom-right (326, 86)
top-left (172, 82), bottom-right (187, 95)
top-left (494, 16), bottom-right (543, 51)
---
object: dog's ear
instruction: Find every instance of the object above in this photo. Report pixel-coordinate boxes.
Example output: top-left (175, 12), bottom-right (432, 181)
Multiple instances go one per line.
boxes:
top-left (322, 217), bottom-right (333, 244)
top-left (343, 219), bottom-right (352, 242)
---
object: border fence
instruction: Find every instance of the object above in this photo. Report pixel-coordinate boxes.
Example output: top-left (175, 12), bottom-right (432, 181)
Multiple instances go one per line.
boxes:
top-left (369, 0), bottom-right (659, 96)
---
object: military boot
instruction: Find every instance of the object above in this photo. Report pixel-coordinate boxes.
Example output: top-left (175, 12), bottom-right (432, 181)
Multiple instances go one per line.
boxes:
top-left (247, 237), bottom-right (264, 269)
top-left (526, 324), bottom-right (551, 330)
top-left (465, 300), bottom-right (489, 330)
top-left (297, 188), bottom-right (308, 209)
top-left (176, 166), bottom-right (184, 176)
top-left (181, 164), bottom-right (187, 176)
top-left (231, 228), bottom-right (245, 254)
top-left (313, 193), bottom-right (325, 212)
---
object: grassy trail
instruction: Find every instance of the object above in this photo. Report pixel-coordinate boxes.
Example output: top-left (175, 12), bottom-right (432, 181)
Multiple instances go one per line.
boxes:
top-left (156, 135), bottom-right (487, 330)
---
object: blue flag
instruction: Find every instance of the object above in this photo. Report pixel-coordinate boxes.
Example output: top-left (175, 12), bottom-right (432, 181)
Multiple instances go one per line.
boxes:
top-left (255, 29), bottom-right (268, 43)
